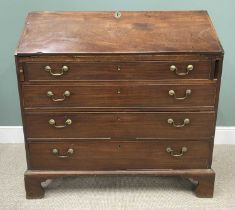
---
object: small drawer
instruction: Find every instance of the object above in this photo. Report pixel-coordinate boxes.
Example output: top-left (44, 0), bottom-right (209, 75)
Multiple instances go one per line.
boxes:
top-left (22, 82), bottom-right (216, 109)
top-left (25, 112), bottom-right (215, 140)
top-left (23, 60), bottom-right (212, 81)
top-left (28, 140), bottom-right (211, 170)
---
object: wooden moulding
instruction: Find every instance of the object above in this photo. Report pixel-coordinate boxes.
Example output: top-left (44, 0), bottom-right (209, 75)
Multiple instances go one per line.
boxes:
top-left (24, 169), bottom-right (215, 199)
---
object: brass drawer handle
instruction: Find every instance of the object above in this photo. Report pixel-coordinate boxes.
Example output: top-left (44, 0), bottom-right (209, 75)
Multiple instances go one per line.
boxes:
top-left (114, 11), bottom-right (121, 19)
top-left (168, 89), bottom-right (191, 100)
top-left (44, 65), bottom-right (69, 76)
top-left (48, 118), bottom-right (72, 128)
top-left (51, 148), bottom-right (74, 158)
top-left (167, 118), bottom-right (190, 128)
top-left (170, 64), bottom-right (194, 76)
top-left (166, 147), bottom-right (188, 157)
top-left (47, 90), bottom-right (70, 102)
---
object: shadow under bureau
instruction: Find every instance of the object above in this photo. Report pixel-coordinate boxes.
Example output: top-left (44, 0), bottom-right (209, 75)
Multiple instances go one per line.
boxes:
top-left (15, 11), bottom-right (224, 198)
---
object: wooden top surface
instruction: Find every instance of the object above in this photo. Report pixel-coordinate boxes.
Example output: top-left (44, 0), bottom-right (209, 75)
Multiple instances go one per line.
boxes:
top-left (16, 11), bottom-right (223, 55)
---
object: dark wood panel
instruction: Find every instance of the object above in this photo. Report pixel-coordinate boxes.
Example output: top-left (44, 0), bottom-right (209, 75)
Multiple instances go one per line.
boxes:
top-left (22, 83), bottom-right (216, 109)
top-left (24, 169), bottom-right (216, 198)
top-left (28, 140), bottom-right (211, 170)
top-left (17, 54), bottom-right (213, 62)
top-left (24, 112), bottom-right (215, 139)
top-left (16, 11), bottom-right (223, 55)
top-left (23, 61), bottom-right (212, 81)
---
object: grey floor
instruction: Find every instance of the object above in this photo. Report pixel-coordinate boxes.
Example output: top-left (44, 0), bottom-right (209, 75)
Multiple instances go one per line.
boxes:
top-left (0, 144), bottom-right (235, 210)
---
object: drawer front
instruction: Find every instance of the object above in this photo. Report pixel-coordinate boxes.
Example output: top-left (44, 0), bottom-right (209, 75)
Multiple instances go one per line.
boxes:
top-left (25, 112), bottom-right (215, 139)
top-left (23, 61), bottom-right (212, 81)
top-left (28, 140), bottom-right (211, 170)
top-left (22, 83), bottom-right (216, 109)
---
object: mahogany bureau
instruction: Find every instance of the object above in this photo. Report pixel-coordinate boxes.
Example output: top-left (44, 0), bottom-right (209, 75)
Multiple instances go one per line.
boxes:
top-left (15, 11), bottom-right (224, 198)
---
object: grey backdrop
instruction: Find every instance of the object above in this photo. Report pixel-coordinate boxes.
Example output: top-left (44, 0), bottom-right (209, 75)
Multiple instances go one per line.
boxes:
top-left (0, 0), bottom-right (233, 126)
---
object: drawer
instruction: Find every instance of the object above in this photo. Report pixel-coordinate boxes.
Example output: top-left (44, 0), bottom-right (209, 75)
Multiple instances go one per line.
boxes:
top-left (28, 140), bottom-right (211, 170)
top-left (25, 112), bottom-right (215, 139)
top-left (22, 83), bottom-right (216, 109)
top-left (23, 61), bottom-right (212, 81)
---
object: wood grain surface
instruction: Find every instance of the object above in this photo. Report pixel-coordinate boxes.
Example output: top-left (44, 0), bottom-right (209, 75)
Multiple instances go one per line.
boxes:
top-left (23, 60), bottom-right (212, 81)
top-left (16, 11), bottom-right (223, 55)
top-left (24, 112), bottom-right (215, 139)
top-left (28, 140), bottom-right (211, 170)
